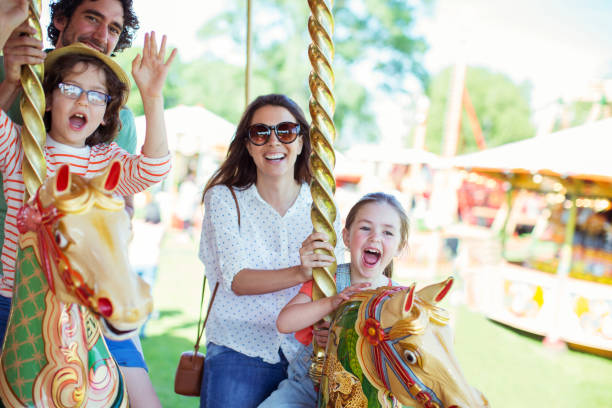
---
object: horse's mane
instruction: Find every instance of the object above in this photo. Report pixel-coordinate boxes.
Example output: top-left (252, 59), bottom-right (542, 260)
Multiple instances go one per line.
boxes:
top-left (49, 176), bottom-right (124, 214)
top-left (387, 293), bottom-right (450, 340)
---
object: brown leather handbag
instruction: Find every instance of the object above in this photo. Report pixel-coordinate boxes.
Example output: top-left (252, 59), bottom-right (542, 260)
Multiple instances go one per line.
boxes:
top-left (173, 279), bottom-right (219, 396)
top-left (173, 186), bottom-right (240, 397)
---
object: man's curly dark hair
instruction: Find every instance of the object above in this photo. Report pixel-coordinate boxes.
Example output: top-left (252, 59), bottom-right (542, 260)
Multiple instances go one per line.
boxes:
top-left (47, 0), bottom-right (139, 54)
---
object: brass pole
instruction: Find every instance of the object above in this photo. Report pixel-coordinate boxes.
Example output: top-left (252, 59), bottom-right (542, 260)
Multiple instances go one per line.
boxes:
top-left (306, 0), bottom-right (336, 384)
top-left (245, 0), bottom-right (252, 108)
top-left (20, 0), bottom-right (46, 200)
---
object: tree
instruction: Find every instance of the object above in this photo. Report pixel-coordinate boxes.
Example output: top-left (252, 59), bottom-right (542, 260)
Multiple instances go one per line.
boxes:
top-left (193, 0), bottom-right (430, 146)
top-left (424, 66), bottom-right (535, 155)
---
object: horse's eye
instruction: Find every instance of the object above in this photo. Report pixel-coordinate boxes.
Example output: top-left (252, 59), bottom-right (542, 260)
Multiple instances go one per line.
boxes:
top-left (55, 230), bottom-right (68, 248)
top-left (403, 349), bottom-right (418, 365)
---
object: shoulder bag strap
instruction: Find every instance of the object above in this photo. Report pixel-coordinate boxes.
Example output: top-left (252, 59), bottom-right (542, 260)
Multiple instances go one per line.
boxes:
top-left (194, 185), bottom-right (241, 352)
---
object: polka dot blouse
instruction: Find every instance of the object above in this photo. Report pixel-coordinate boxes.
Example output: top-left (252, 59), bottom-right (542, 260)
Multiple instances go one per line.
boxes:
top-left (199, 183), bottom-right (344, 364)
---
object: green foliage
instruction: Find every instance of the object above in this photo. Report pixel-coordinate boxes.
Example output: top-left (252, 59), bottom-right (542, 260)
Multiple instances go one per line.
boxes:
top-left (194, 0), bottom-right (429, 145)
top-left (424, 66), bottom-right (535, 155)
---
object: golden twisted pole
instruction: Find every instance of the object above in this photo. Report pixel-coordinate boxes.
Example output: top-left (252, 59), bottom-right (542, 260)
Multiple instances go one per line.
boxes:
top-left (20, 0), bottom-right (47, 200)
top-left (306, 0), bottom-right (336, 384)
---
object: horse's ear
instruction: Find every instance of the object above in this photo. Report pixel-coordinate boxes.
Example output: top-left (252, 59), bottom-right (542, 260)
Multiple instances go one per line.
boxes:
top-left (54, 164), bottom-right (71, 195)
top-left (93, 160), bottom-right (122, 193)
top-left (417, 276), bottom-right (454, 304)
top-left (401, 283), bottom-right (417, 318)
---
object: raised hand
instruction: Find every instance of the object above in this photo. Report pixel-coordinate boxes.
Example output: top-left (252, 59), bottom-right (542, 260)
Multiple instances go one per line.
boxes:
top-left (299, 231), bottom-right (336, 280)
top-left (132, 32), bottom-right (177, 100)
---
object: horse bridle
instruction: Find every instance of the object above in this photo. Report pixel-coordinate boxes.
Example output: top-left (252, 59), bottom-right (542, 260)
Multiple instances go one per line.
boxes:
top-left (362, 287), bottom-right (455, 408)
top-left (16, 193), bottom-right (108, 316)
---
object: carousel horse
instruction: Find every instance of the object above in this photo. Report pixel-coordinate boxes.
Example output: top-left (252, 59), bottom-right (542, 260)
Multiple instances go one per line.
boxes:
top-left (319, 277), bottom-right (489, 408)
top-left (0, 162), bottom-right (153, 408)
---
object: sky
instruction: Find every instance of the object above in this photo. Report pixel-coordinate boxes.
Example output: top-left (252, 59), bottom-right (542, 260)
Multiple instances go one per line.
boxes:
top-left (417, 0), bottom-right (612, 109)
top-left (40, 0), bottom-right (612, 136)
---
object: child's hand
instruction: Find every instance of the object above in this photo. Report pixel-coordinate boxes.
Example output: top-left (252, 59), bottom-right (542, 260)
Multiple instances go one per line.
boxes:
top-left (299, 232), bottom-right (336, 280)
top-left (132, 32), bottom-right (177, 100)
top-left (313, 321), bottom-right (330, 348)
top-left (329, 282), bottom-right (370, 309)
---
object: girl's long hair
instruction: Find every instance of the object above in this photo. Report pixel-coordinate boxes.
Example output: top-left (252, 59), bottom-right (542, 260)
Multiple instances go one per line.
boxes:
top-left (202, 94), bottom-right (311, 200)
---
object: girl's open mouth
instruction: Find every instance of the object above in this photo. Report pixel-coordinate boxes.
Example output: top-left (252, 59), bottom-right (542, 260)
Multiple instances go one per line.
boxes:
top-left (362, 248), bottom-right (381, 267)
top-left (69, 113), bottom-right (87, 130)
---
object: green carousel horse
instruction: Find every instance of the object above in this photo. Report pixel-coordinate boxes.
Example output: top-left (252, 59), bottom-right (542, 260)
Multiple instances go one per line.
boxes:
top-left (319, 277), bottom-right (489, 408)
top-left (0, 162), bottom-right (153, 407)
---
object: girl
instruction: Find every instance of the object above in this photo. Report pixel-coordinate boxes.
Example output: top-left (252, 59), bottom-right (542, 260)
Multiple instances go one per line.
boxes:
top-left (260, 192), bottom-right (410, 407)
top-left (199, 94), bottom-right (343, 408)
top-left (0, 32), bottom-right (175, 408)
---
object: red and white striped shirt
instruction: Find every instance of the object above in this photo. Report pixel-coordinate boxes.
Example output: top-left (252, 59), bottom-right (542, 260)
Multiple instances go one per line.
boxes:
top-left (0, 110), bottom-right (171, 297)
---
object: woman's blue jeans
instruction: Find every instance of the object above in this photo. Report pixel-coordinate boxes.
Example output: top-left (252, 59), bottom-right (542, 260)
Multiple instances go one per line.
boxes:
top-left (200, 342), bottom-right (289, 408)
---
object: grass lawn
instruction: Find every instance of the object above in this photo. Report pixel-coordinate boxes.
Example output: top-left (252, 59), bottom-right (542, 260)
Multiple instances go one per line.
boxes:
top-left (142, 231), bottom-right (612, 407)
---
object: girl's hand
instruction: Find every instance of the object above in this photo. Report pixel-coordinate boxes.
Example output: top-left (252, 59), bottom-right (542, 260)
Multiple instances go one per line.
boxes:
top-left (329, 282), bottom-right (370, 309)
top-left (132, 32), bottom-right (177, 99)
top-left (313, 321), bottom-right (330, 348)
top-left (299, 232), bottom-right (336, 280)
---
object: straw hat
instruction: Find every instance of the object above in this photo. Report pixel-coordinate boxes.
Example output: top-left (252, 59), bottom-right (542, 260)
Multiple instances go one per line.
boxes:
top-left (45, 42), bottom-right (130, 105)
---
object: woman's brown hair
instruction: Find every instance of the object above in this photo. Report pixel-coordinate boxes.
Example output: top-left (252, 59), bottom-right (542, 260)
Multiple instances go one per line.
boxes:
top-left (43, 54), bottom-right (127, 146)
top-left (344, 192), bottom-right (410, 278)
top-left (202, 94), bottom-right (311, 200)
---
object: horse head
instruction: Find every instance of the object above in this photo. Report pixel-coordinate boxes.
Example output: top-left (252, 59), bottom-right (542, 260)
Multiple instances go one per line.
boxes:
top-left (353, 278), bottom-right (489, 408)
top-left (17, 161), bottom-right (153, 339)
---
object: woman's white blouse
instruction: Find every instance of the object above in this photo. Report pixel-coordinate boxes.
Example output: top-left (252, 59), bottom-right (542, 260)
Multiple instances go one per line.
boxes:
top-left (199, 183), bottom-right (344, 364)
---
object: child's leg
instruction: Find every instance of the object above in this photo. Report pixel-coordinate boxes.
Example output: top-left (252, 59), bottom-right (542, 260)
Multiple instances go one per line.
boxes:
top-left (258, 344), bottom-right (318, 408)
top-left (120, 366), bottom-right (161, 408)
top-left (0, 295), bottom-right (11, 351)
top-left (105, 336), bottom-right (161, 408)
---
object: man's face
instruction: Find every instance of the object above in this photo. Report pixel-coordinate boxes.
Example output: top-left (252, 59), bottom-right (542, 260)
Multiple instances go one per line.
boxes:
top-left (54, 0), bottom-right (124, 55)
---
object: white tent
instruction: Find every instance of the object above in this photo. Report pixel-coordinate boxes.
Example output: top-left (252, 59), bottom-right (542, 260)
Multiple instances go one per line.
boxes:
top-left (345, 144), bottom-right (441, 166)
top-left (452, 118), bottom-right (612, 183)
top-left (134, 105), bottom-right (235, 156)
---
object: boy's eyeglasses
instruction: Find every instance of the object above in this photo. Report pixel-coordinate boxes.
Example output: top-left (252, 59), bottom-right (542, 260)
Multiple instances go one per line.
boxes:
top-left (246, 122), bottom-right (301, 146)
top-left (57, 82), bottom-right (111, 106)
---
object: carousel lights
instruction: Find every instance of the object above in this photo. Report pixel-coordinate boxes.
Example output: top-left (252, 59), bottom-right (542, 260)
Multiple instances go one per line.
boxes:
top-left (545, 193), bottom-right (565, 205)
top-left (532, 174), bottom-right (543, 184)
top-left (595, 199), bottom-right (611, 212)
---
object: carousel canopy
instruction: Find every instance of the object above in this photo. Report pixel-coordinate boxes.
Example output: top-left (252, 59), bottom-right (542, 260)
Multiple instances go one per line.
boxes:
top-left (135, 105), bottom-right (235, 156)
top-left (452, 118), bottom-right (612, 184)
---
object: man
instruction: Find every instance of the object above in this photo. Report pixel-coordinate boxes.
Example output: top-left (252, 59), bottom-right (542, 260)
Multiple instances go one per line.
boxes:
top-left (0, 2), bottom-right (160, 407)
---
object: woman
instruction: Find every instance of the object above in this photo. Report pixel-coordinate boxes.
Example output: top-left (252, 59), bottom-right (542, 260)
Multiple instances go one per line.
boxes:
top-left (198, 94), bottom-right (342, 408)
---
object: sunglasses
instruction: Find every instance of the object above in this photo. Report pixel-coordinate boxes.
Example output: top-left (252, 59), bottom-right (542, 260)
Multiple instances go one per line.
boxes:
top-left (57, 82), bottom-right (111, 106)
top-left (246, 122), bottom-right (301, 146)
